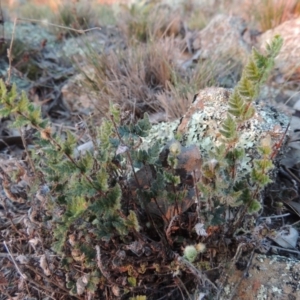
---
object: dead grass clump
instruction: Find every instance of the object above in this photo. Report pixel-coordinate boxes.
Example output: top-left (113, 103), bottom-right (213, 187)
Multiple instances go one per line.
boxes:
top-left (80, 41), bottom-right (175, 119)
top-left (77, 34), bottom-right (244, 122)
top-left (118, 2), bottom-right (185, 43)
top-left (50, 1), bottom-right (99, 36)
top-left (158, 51), bottom-right (243, 120)
top-left (5, 0), bottom-right (116, 28)
top-left (10, 3), bottom-right (53, 21)
top-left (247, 0), bottom-right (300, 31)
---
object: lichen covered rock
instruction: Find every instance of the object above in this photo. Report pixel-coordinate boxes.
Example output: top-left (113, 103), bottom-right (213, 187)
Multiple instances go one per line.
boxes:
top-left (142, 87), bottom-right (289, 176)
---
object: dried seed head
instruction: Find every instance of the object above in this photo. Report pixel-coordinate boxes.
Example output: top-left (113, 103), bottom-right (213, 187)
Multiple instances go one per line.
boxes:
top-left (195, 243), bottom-right (206, 253)
top-left (169, 140), bottom-right (182, 156)
top-left (40, 127), bottom-right (52, 140)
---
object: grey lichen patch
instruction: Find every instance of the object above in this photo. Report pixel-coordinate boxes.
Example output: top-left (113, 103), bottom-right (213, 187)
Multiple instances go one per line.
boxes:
top-left (222, 254), bottom-right (300, 300)
top-left (141, 87), bottom-right (290, 177)
top-left (257, 284), bottom-right (268, 300)
top-left (4, 22), bottom-right (57, 49)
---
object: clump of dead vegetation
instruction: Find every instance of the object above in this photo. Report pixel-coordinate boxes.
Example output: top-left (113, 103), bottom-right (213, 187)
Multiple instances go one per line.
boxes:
top-left (245, 0), bottom-right (300, 30)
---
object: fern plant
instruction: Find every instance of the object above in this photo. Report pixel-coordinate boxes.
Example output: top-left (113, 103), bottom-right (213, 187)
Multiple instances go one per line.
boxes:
top-left (0, 35), bottom-right (285, 299)
top-left (216, 35), bottom-right (283, 214)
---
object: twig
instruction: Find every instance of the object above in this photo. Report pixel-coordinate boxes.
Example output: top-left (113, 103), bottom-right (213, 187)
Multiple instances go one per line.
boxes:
top-left (3, 241), bottom-right (27, 279)
top-left (95, 245), bottom-right (113, 283)
top-left (271, 245), bottom-right (300, 255)
top-left (29, 284), bottom-right (56, 300)
top-left (18, 127), bottom-right (37, 176)
top-left (25, 273), bottom-right (75, 299)
top-left (25, 264), bottom-right (74, 296)
top-left (176, 254), bottom-right (218, 291)
top-left (166, 215), bottom-right (179, 245)
top-left (259, 213), bottom-right (290, 220)
top-left (193, 169), bottom-right (201, 217)
top-left (225, 248), bottom-right (256, 300)
top-left (17, 17), bottom-right (101, 34)
top-left (6, 17), bottom-right (17, 86)
top-left (231, 243), bottom-right (246, 264)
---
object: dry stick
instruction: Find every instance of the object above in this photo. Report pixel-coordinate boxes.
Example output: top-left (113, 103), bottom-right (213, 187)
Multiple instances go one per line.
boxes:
top-left (176, 254), bottom-right (218, 291)
top-left (17, 17), bottom-right (101, 34)
top-left (225, 248), bottom-right (256, 300)
top-left (6, 17), bottom-right (17, 86)
top-left (29, 285), bottom-right (56, 300)
top-left (25, 274), bottom-right (74, 299)
top-left (24, 264), bottom-right (74, 296)
top-left (3, 241), bottom-right (27, 279)
top-left (4, 241), bottom-right (77, 298)
top-left (166, 215), bottom-right (179, 245)
top-left (95, 245), bottom-right (114, 284)
top-left (259, 213), bottom-right (290, 220)
top-left (18, 127), bottom-right (37, 176)
top-left (271, 245), bottom-right (300, 255)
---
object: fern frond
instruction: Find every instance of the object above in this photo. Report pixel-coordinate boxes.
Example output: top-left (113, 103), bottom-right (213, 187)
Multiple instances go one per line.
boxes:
top-left (125, 210), bottom-right (140, 232)
top-left (109, 102), bottom-right (120, 124)
top-left (241, 104), bottom-right (256, 121)
top-left (77, 151), bottom-right (94, 173)
top-left (66, 196), bottom-right (88, 221)
top-left (133, 112), bottom-right (151, 137)
top-left (61, 131), bottom-right (77, 156)
top-left (238, 76), bottom-right (257, 100)
top-left (94, 167), bottom-right (109, 192)
top-left (244, 58), bottom-right (261, 82)
top-left (251, 169), bottom-right (272, 187)
top-left (219, 114), bottom-right (237, 140)
top-left (266, 34), bottom-right (283, 58)
top-left (227, 90), bottom-right (246, 117)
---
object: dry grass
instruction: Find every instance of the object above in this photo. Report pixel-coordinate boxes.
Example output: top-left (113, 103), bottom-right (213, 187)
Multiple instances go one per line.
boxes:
top-left (79, 40), bottom-right (175, 119)
top-left (247, 0), bottom-right (300, 31)
top-left (76, 34), bottom-right (243, 122)
top-left (3, 0), bottom-right (117, 29)
top-left (158, 52), bottom-right (243, 119)
top-left (118, 2), bottom-right (185, 43)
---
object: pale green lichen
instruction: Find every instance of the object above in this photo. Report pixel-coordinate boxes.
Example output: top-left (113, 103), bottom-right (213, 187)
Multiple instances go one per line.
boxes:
top-left (142, 87), bottom-right (289, 178)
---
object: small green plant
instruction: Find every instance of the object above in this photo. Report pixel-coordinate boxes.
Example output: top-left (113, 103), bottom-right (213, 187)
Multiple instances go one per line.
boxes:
top-left (193, 35), bottom-right (283, 226)
top-left (0, 35), bottom-right (284, 298)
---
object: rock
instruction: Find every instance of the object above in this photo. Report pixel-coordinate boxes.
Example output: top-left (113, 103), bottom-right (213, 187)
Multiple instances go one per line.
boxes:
top-left (192, 14), bottom-right (251, 61)
top-left (61, 65), bottom-right (99, 114)
top-left (143, 87), bottom-right (289, 170)
top-left (138, 86), bottom-right (290, 218)
top-left (222, 254), bottom-right (300, 300)
top-left (257, 18), bottom-right (300, 81)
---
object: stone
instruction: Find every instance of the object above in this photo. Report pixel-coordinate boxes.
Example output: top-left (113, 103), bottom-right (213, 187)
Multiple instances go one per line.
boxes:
top-left (61, 65), bottom-right (99, 114)
top-left (142, 87), bottom-right (290, 178)
top-left (221, 254), bottom-right (300, 300)
top-left (257, 18), bottom-right (300, 81)
top-left (192, 14), bottom-right (251, 62)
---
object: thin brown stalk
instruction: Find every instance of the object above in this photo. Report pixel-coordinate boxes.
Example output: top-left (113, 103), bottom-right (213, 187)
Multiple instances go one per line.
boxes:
top-left (6, 17), bottom-right (17, 86)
